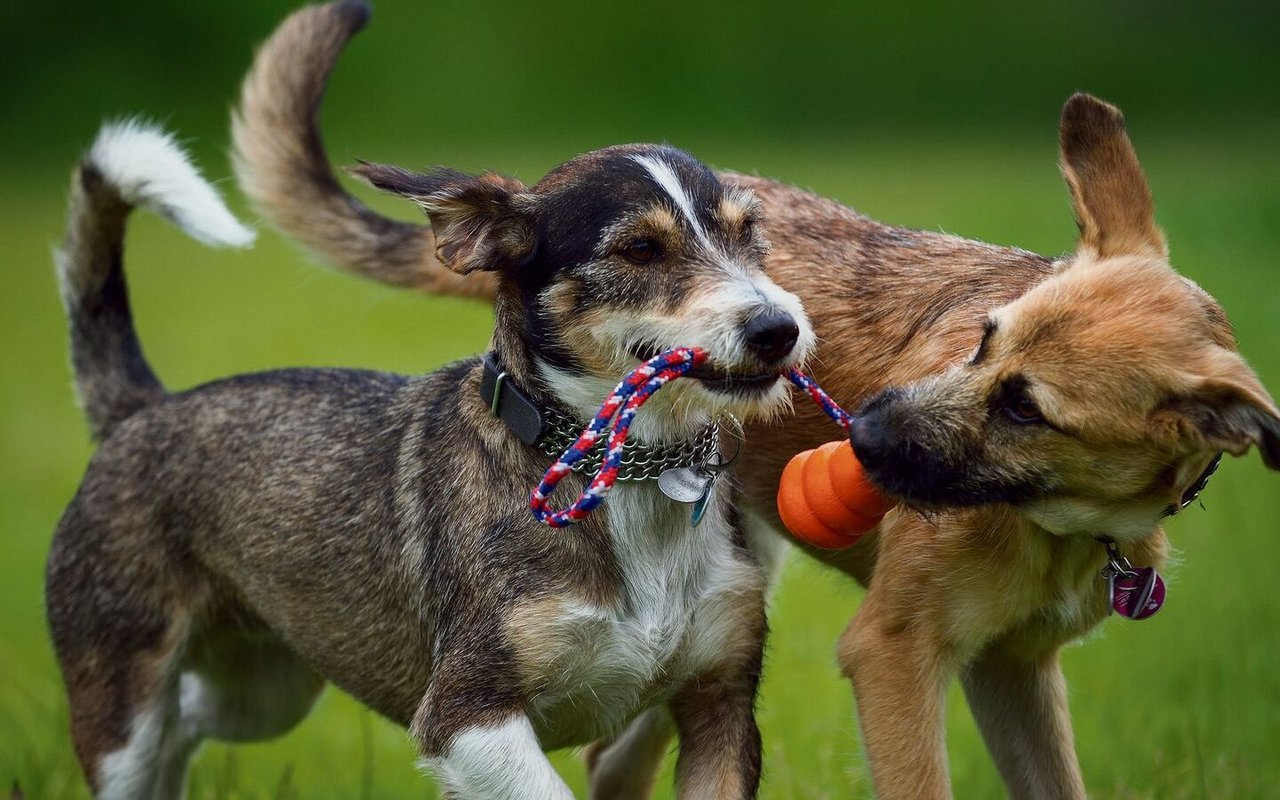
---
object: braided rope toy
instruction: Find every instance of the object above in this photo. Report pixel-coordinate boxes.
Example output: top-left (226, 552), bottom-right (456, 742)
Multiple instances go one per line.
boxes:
top-left (530, 347), bottom-right (706, 528)
top-left (786, 368), bottom-right (855, 431)
top-left (531, 347), bottom-right (895, 547)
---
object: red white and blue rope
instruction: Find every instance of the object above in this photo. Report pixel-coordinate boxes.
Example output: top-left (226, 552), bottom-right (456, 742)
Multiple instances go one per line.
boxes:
top-left (785, 368), bottom-right (855, 431)
top-left (530, 347), bottom-right (853, 527)
top-left (530, 347), bottom-right (707, 527)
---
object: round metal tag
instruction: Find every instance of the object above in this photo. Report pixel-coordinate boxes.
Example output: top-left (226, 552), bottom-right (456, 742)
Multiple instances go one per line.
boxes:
top-left (1109, 566), bottom-right (1166, 620)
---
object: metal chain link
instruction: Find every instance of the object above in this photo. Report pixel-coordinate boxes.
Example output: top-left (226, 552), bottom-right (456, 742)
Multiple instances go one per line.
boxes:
top-left (538, 407), bottom-right (723, 481)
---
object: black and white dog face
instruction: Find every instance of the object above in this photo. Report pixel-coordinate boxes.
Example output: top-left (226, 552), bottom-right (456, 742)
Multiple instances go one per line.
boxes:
top-left (356, 144), bottom-right (813, 439)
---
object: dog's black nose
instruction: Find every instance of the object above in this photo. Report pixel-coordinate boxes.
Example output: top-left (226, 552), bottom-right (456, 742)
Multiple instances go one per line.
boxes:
top-left (743, 311), bottom-right (800, 363)
top-left (848, 414), bottom-right (890, 471)
top-left (848, 388), bottom-right (903, 472)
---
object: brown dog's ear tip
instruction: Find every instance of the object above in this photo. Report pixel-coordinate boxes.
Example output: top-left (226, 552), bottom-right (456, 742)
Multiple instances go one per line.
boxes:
top-left (1060, 93), bottom-right (1126, 146)
top-left (1260, 420), bottom-right (1280, 471)
top-left (1062, 92), bottom-right (1119, 118)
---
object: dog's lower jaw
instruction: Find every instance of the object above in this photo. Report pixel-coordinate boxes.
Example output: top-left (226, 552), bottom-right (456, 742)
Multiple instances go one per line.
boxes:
top-left (535, 361), bottom-right (712, 444)
top-left (677, 377), bottom-right (793, 429)
top-left (1018, 494), bottom-right (1171, 542)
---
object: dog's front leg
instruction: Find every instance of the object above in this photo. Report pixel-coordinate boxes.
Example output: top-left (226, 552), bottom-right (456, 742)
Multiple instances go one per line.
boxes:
top-left (960, 643), bottom-right (1086, 800)
top-left (839, 600), bottom-right (953, 799)
top-left (669, 677), bottom-right (762, 800)
top-left (416, 710), bottom-right (572, 800)
top-left (413, 666), bottom-right (572, 800)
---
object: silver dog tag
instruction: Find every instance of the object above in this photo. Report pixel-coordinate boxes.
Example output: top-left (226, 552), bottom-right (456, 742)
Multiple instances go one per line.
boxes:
top-left (658, 466), bottom-right (713, 504)
top-left (659, 450), bottom-right (731, 526)
top-left (658, 419), bottom-right (743, 527)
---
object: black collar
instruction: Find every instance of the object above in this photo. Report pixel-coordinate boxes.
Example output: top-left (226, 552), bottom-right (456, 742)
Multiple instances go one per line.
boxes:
top-left (1168, 452), bottom-right (1222, 518)
top-left (1095, 452), bottom-right (1223, 551)
top-left (480, 351), bottom-right (549, 446)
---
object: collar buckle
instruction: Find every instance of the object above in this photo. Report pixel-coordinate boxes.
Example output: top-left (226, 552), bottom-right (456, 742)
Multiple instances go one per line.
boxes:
top-left (480, 352), bottom-right (547, 446)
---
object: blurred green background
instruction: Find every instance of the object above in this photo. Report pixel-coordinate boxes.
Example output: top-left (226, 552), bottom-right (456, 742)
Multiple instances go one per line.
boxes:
top-left (2, 1), bottom-right (1278, 798)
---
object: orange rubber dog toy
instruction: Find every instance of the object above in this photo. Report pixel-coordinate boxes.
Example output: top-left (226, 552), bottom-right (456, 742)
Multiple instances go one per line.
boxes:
top-left (777, 440), bottom-right (896, 549)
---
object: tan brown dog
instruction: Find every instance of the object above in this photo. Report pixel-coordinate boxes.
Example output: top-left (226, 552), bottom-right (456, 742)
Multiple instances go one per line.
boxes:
top-left (232, 3), bottom-right (1280, 797)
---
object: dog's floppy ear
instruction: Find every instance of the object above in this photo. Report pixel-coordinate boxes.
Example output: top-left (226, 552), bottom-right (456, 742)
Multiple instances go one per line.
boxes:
top-left (1152, 349), bottom-right (1280, 470)
top-left (1059, 93), bottom-right (1167, 260)
top-left (349, 163), bottom-right (533, 274)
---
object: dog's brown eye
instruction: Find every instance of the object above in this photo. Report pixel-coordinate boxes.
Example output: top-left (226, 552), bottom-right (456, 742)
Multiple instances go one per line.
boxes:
top-left (620, 239), bottom-right (659, 265)
top-left (1006, 395), bottom-right (1043, 425)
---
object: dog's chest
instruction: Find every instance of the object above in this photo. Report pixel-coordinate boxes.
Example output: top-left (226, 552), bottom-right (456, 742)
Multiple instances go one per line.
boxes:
top-left (941, 527), bottom-right (1114, 654)
top-left (511, 483), bottom-right (759, 748)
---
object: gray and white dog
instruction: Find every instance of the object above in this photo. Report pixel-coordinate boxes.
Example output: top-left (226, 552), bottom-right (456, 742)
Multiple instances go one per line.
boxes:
top-left (46, 116), bottom-right (814, 799)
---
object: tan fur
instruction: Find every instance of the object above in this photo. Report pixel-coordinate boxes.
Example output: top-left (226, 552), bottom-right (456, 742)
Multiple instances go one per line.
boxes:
top-left (715, 190), bottom-right (757, 233)
top-left (231, 0), bottom-right (497, 298)
top-left (608, 203), bottom-right (685, 253)
top-left (229, 8), bottom-right (1280, 797)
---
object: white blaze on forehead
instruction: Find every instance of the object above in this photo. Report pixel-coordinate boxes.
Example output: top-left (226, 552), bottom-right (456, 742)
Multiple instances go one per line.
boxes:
top-left (630, 153), bottom-right (714, 252)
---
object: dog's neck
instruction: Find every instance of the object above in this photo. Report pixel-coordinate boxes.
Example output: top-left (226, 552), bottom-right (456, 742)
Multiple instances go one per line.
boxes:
top-left (489, 292), bottom-right (555, 409)
top-left (488, 290), bottom-right (717, 446)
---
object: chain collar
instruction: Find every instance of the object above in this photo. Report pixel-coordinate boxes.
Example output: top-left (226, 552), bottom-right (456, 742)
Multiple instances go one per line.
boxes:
top-left (480, 351), bottom-right (721, 482)
top-left (537, 405), bottom-right (720, 481)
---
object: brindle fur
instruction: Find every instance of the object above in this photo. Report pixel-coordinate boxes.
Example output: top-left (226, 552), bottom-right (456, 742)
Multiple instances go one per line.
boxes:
top-left (231, 4), bottom-right (1280, 798)
top-left (48, 101), bottom-right (818, 795)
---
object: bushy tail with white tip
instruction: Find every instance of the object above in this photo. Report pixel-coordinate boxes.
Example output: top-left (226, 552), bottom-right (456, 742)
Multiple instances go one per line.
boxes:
top-left (56, 120), bottom-right (255, 439)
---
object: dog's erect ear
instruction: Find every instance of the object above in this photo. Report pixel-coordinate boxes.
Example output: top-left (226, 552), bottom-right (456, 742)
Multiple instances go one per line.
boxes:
top-left (1059, 93), bottom-right (1167, 260)
top-left (349, 164), bottom-right (533, 274)
top-left (1152, 350), bottom-right (1280, 470)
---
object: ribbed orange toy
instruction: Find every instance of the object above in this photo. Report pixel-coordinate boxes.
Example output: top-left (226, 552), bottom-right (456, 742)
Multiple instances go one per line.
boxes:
top-left (777, 440), bottom-right (896, 549)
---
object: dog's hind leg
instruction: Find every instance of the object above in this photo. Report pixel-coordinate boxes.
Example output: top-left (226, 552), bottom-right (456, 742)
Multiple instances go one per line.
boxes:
top-left (583, 707), bottom-right (675, 800)
top-left (49, 543), bottom-right (322, 800)
top-left (94, 679), bottom-right (193, 800)
top-left (46, 528), bottom-right (196, 800)
top-left (175, 627), bottom-right (325, 747)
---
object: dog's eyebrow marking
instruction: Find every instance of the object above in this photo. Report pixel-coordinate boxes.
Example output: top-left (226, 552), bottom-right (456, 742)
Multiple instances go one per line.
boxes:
top-left (970, 318), bottom-right (998, 365)
top-left (630, 154), bottom-right (714, 252)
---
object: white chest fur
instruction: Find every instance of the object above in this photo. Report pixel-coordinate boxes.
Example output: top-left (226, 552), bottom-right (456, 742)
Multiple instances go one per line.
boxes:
top-left (517, 481), bottom-right (762, 749)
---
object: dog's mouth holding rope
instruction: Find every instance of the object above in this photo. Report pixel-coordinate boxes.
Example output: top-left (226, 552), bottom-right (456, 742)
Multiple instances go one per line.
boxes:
top-left (629, 344), bottom-right (782, 395)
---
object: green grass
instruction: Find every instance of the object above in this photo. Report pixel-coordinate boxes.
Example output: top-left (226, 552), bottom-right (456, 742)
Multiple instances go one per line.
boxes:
top-left (3, 130), bottom-right (1279, 798)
